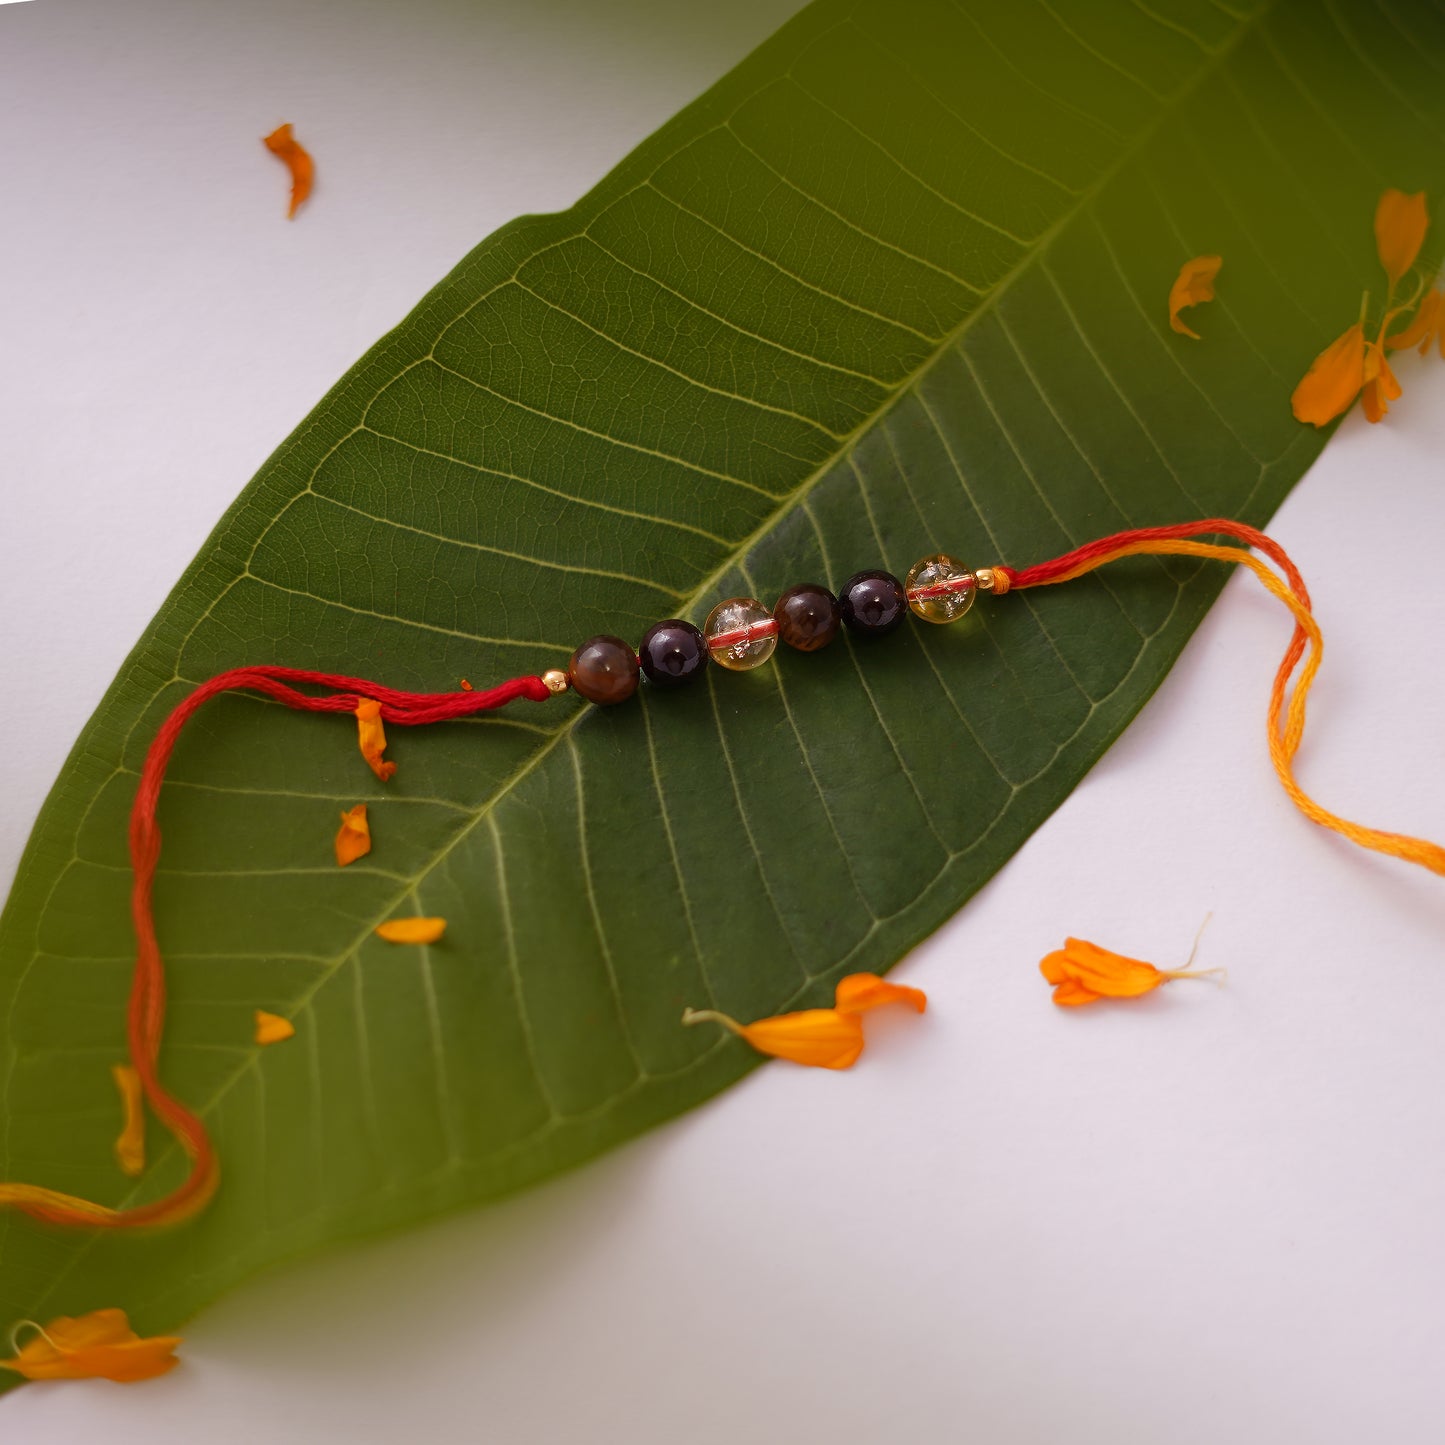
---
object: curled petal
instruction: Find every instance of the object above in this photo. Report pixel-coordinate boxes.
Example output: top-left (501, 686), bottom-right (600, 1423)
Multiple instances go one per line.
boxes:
top-left (1291, 323), bottom-right (1367, 426)
top-left (834, 972), bottom-right (927, 1015)
top-left (334, 803), bottom-right (371, 866)
top-left (1387, 289), bottom-right (1444, 357)
top-left (1168, 254), bottom-right (1222, 339)
top-left (254, 1010), bottom-right (295, 1046)
top-left (375, 917), bottom-right (447, 944)
top-left (1, 1310), bottom-right (181, 1383)
top-left (1374, 189), bottom-right (1428, 286)
top-left (262, 123), bottom-right (314, 219)
top-left (355, 699), bottom-right (396, 782)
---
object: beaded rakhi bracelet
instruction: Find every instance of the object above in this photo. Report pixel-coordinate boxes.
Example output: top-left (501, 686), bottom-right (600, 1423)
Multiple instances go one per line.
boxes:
top-left (0, 512), bottom-right (1440, 1238)
top-left (557, 551), bottom-right (992, 705)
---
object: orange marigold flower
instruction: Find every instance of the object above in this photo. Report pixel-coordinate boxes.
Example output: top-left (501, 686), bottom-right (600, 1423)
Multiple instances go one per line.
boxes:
top-left (354, 699), bottom-right (396, 782)
top-left (682, 971), bottom-right (926, 1070)
top-left (1040, 936), bottom-right (1223, 1008)
top-left (1168, 254), bottom-right (1222, 339)
top-left (110, 1064), bottom-right (146, 1178)
top-left (262, 122), bottom-right (314, 219)
top-left (334, 803), bottom-right (371, 866)
top-left (1388, 288), bottom-right (1444, 357)
top-left (375, 917), bottom-right (447, 944)
top-left (1374, 189), bottom-right (1427, 286)
top-left (254, 1010), bottom-right (295, 1046)
top-left (0, 1309), bottom-right (181, 1383)
top-left (1291, 322), bottom-right (1367, 426)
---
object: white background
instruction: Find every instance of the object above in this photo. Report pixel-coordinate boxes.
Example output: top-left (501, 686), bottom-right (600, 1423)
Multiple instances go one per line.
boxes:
top-left (2, 2), bottom-right (1443, 1441)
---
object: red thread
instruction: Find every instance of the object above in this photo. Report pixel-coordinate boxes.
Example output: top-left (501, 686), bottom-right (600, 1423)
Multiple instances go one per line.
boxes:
top-left (708, 619), bottom-right (779, 650)
top-left (1000, 518), bottom-right (1309, 602)
top-left (907, 578), bottom-right (977, 601)
top-left (3, 666), bottom-right (550, 1231)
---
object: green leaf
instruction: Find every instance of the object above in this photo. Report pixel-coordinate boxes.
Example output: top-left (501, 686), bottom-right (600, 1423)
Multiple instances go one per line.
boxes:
top-left (3, 0), bottom-right (1443, 1344)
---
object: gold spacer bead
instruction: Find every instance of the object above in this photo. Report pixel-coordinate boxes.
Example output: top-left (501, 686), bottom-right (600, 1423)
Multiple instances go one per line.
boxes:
top-left (541, 668), bottom-right (571, 695)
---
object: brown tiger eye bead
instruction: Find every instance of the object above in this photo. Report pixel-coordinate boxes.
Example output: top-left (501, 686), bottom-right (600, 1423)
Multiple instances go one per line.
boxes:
top-left (773, 583), bottom-right (840, 652)
top-left (568, 635), bottom-right (639, 705)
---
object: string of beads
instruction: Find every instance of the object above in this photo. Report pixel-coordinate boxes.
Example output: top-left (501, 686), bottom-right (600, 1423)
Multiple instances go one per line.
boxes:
top-left (558, 553), bottom-right (998, 706)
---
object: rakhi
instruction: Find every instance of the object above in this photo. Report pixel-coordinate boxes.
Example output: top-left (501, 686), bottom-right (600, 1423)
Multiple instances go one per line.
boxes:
top-left (1, 514), bottom-right (1440, 1236)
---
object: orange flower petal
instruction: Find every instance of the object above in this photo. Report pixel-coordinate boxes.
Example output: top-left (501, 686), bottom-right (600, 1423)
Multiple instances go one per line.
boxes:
top-left (1387, 289), bottom-right (1444, 356)
top-left (1048, 979), bottom-right (1101, 1008)
top-left (683, 975), bottom-right (928, 1068)
top-left (1057, 937), bottom-right (1165, 996)
top-left (110, 1063), bottom-right (146, 1178)
top-left (1039, 950), bottom-right (1071, 986)
top-left (254, 1010), bottom-right (295, 1046)
top-left (1039, 938), bottom-right (1166, 1007)
top-left (1374, 189), bottom-right (1427, 286)
top-left (334, 803), bottom-right (371, 866)
top-left (262, 122), bottom-right (314, 219)
top-left (1361, 342), bottom-right (1403, 423)
top-left (739, 1009), bottom-right (866, 1070)
top-left (1168, 254), bottom-right (1222, 339)
top-left (63, 1337), bottom-right (181, 1384)
top-left (375, 917), bottom-right (447, 944)
top-left (43, 1309), bottom-right (134, 1350)
top-left (1291, 322), bottom-right (1367, 426)
top-left (1, 1310), bottom-right (181, 1383)
top-left (834, 972), bottom-right (927, 1015)
top-left (354, 699), bottom-right (396, 782)
top-left (1040, 935), bottom-right (1225, 1008)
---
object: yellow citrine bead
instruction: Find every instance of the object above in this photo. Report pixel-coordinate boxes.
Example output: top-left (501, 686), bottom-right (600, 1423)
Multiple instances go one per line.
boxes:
top-left (704, 597), bottom-right (778, 671)
top-left (905, 554), bottom-right (977, 624)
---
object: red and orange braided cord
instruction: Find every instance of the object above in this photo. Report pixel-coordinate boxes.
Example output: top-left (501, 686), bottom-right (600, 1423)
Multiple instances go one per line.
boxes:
top-left (3, 518), bottom-right (1439, 1236)
top-left (0, 667), bottom-right (548, 1230)
top-left (995, 518), bottom-right (1445, 877)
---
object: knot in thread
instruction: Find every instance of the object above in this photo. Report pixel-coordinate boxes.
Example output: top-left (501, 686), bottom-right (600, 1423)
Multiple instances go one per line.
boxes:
top-left (979, 566), bottom-right (1011, 595)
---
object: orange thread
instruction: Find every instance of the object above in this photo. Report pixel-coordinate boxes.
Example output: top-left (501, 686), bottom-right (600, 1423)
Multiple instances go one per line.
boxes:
top-left (1003, 529), bottom-right (1444, 877)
